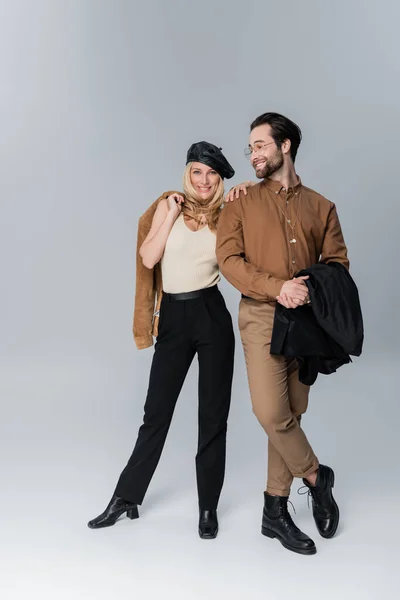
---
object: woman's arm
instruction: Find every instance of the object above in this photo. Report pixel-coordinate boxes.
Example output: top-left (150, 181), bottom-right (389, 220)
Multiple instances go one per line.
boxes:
top-left (139, 195), bottom-right (183, 269)
top-left (225, 180), bottom-right (257, 202)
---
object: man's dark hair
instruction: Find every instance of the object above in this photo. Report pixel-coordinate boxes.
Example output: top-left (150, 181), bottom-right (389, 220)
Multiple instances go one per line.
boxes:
top-left (250, 112), bottom-right (302, 162)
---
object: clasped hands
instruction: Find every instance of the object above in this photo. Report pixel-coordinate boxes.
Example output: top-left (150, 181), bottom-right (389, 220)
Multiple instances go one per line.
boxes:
top-left (276, 276), bottom-right (311, 309)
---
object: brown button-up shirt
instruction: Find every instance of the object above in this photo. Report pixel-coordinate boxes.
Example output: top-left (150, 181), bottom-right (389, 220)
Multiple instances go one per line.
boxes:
top-left (216, 177), bottom-right (349, 302)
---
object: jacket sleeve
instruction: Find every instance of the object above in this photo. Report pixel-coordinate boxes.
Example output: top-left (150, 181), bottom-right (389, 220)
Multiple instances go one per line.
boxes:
top-left (132, 190), bottom-right (183, 350)
top-left (320, 203), bottom-right (350, 270)
top-left (216, 199), bottom-right (285, 301)
top-left (133, 212), bottom-right (156, 350)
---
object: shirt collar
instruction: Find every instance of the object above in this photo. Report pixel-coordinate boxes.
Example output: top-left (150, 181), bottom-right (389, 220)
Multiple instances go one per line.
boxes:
top-left (262, 176), bottom-right (302, 194)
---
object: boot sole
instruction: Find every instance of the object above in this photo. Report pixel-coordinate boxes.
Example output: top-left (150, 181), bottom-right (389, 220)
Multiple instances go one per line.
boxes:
top-left (198, 528), bottom-right (218, 540)
top-left (261, 527), bottom-right (317, 555)
top-left (88, 521), bottom-right (117, 529)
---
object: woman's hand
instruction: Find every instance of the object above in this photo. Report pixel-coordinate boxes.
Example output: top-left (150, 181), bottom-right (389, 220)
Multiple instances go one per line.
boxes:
top-left (139, 197), bottom-right (182, 269)
top-left (225, 180), bottom-right (256, 202)
top-left (167, 194), bottom-right (184, 219)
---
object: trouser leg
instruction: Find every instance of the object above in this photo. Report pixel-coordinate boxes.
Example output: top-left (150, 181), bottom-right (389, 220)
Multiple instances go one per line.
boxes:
top-left (115, 301), bottom-right (195, 503)
top-left (194, 290), bottom-right (235, 509)
top-left (239, 299), bottom-right (319, 496)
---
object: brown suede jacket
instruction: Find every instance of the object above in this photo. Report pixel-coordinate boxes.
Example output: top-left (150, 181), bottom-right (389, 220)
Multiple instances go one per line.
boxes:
top-left (133, 190), bottom-right (183, 349)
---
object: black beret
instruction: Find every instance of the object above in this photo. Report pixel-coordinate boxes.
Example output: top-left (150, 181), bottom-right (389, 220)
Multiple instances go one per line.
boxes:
top-left (186, 141), bottom-right (235, 180)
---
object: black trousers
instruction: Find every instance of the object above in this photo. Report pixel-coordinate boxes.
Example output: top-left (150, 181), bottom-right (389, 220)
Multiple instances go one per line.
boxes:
top-left (115, 285), bottom-right (235, 510)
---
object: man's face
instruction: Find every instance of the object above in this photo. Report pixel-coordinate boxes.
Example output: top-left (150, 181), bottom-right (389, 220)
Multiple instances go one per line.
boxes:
top-left (248, 124), bottom-right (284, 179)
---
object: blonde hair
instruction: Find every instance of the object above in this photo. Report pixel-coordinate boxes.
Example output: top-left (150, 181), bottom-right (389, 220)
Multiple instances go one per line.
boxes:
top-left (182, 163), bottom-right (225, 232)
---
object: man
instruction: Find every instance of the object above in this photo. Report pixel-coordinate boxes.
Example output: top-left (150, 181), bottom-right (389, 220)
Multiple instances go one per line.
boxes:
top-left (216, 112), bottom-right (349, 555)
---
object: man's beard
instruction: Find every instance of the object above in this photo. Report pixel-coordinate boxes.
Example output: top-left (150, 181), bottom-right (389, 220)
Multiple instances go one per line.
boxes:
top-left (253, 148), bottom-right (284, 179)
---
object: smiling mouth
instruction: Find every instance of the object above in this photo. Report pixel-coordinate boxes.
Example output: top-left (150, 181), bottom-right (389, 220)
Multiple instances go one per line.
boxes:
top-left (198, 187), bottom-right (211, 192)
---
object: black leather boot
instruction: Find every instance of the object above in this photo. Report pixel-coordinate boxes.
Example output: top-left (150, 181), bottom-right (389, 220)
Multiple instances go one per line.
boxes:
top-left (198, 509), bottom-right (218, 539)
top-left (88, 494), bottom-right (139, 529)
top-left (261, 493), bottom-right (316, 555)
top-left (302, 464), bottom-right (339, 539)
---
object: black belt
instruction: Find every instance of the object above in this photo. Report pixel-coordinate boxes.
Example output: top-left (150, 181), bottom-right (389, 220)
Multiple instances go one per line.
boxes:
top-left (163, 285), bottom-right (218, 302)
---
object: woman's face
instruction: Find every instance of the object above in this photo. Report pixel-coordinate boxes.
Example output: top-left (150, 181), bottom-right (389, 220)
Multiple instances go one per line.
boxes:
top-left (190, 162), bottom-right (220, 201)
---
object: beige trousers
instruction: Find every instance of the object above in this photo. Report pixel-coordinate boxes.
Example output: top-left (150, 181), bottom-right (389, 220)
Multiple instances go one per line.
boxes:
top-left (239, 298), bottom-right (319, 496)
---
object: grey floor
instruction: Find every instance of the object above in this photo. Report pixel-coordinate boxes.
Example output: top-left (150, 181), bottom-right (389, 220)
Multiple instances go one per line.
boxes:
top-left (1, 354), bottom-right (397, 600)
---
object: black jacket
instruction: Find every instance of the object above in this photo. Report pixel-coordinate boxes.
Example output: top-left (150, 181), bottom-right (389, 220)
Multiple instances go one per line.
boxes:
top-left (270, 262), bottom-right (363, 385)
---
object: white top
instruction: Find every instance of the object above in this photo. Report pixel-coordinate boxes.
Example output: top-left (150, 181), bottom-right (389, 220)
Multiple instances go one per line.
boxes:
top-left (161, 214), bottom-right (221, 293)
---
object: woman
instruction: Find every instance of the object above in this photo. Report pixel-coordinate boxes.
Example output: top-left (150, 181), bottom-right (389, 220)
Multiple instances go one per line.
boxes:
top-left (88, 141), bottom-right (249, 539)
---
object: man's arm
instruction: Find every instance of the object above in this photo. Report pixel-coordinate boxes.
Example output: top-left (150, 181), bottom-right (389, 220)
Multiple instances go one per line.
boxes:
top-left (216, 200), bottom-right (285, 301)
top-left (320, 203), bottom-right (350, 270)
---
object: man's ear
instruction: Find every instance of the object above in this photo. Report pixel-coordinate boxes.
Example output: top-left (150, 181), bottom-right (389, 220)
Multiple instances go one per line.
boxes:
top-left (281, 138), bottom-right (292, 156)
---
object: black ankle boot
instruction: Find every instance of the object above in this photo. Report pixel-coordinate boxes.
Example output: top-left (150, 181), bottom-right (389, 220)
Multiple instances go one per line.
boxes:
top-left (261, 493), bottom-right (316, 555)
top-left (198, 509), bottom-right (218, 539)
top-left (88, 494), bottom-right (139, 529)
top-left (302, 464), bottom-right (339, 539)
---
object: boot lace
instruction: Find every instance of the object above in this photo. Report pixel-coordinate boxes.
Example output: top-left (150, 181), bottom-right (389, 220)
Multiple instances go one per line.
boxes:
top-left (297, 485), bottom-right (314, 509)
top-left (287, 499), bottom-right (296, 515)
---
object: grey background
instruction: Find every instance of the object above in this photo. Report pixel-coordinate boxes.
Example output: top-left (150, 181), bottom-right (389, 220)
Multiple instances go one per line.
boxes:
top-left (0, 1), bottom-right (398, 599)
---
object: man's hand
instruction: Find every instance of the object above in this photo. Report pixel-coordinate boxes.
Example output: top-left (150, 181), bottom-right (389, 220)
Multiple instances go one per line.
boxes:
top-left (225, 180), bottom-right (256, 202)
top-left (276, 276), bottom-right (309, 309)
